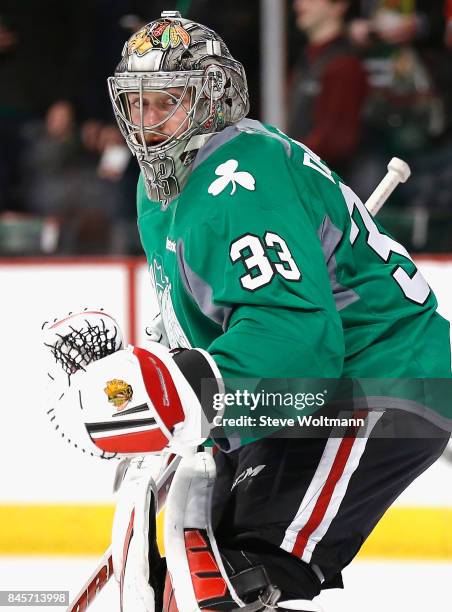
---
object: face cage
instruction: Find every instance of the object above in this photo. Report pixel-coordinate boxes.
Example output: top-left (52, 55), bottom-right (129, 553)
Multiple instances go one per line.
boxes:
top-left (108, 72), bottom-right (215, 159)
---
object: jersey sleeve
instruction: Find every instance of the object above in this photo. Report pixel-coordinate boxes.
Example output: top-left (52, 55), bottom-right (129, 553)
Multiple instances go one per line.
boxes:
top-left (178, 132), bottom-right (345, 381)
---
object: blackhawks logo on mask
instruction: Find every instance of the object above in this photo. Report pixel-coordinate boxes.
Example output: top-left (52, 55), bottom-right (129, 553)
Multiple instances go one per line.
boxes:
top-left (128, 21), bottom-right (190, 56)
top-left (104, 379), bottom-right (133, 411)
top-left (128, 27), bottom-right (154, 56)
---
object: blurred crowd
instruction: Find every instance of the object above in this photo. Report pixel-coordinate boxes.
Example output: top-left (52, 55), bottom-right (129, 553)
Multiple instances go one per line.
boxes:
top-left (0, 0), bottom-right (451, 255)
top-left (289, 0), bottom-right (452, 251)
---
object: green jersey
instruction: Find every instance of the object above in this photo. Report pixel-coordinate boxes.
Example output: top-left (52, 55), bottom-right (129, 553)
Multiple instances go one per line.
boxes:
top-left (137, 119), bottom-right (451, 426)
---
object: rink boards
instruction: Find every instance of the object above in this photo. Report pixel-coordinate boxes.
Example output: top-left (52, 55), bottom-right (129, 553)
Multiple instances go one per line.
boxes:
top-left (1, 256), bottom-right (452, 559)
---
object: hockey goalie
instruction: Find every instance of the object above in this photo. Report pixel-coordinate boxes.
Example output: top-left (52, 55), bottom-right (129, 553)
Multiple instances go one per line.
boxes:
top-left (42, 9), bottom-right (451, 612)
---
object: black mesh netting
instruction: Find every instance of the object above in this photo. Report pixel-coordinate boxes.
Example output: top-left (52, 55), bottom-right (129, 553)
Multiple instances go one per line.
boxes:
top-left (45, 319), bottom-right (122, 376)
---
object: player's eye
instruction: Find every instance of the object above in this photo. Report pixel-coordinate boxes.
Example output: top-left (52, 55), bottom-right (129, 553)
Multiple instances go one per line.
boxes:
top-left (161, 96), bottom-right (177, 108)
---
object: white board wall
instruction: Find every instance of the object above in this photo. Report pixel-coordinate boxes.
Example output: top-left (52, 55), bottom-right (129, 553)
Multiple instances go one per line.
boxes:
top-left (1, 257), bottom-right (451, 505)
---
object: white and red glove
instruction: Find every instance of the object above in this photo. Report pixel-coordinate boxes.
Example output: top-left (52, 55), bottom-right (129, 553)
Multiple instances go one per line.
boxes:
top-left (43, 309), bottom-right (124, 459)
top-left (43, 309), bottom-right (223, 458)
top-left (67, 342), bottom-right (222, 456)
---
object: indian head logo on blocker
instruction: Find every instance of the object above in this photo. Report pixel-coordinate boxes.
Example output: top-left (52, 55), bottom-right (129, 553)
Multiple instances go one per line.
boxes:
top-left (104, 379), bottom-right (133, 413)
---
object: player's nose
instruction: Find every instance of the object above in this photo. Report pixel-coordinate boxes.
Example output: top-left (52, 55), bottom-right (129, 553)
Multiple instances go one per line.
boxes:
top-left (143, 104), bottom-right (167, 127)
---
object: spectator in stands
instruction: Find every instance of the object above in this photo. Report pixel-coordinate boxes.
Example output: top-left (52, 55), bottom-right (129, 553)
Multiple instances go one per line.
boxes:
top-left (344, 0), bottom-right (451, 250)
top-left (445, 0), bottom-right (452, 47)
top-left (346, 0), bottom-right (446, 163)
top-left (0, 1), bottom-right (155, 254)
top-left (288, 0), bottom-right (369, 179)
top-left (0, 2), bottom-right (85, 214)
top-left (349, 0), bottom-right (445, 49)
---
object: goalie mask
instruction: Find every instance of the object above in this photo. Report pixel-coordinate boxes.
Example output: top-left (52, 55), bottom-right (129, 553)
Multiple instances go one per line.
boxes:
top-left (108, 10), bottom-right (249, 204)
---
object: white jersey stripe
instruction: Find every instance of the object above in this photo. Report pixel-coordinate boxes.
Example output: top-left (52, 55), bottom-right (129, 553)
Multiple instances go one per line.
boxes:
top-left (281, 411), bottom-right (383, 562)
top-left (301, 412), bottom-right (383, 563)
top-left (281, 437), bottom-right (342, 553)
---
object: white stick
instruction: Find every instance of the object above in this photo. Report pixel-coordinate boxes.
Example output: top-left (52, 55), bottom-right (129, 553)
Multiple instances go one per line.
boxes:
top-left (365, 157), bottom-right (411, 216)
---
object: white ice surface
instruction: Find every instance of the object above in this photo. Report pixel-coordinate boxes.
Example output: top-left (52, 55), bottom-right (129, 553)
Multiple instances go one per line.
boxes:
top-left (0, 557), bottom-right (451, 611)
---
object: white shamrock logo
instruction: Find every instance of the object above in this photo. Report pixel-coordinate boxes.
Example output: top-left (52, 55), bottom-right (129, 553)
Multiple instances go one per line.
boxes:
top-left (208, 159), bottom-right (256, 196)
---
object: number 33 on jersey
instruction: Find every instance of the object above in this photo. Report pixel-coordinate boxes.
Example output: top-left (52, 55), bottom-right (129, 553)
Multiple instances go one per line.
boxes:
top-left (230, 232), bottom-right (301, 291)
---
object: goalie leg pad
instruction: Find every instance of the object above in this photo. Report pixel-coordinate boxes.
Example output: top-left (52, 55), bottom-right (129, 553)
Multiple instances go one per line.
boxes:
top-left (163, 452), bottom-right (285, 611)
top-left (164, 451), bottom-right (244, 610)
top-left (112, 456), bottom-right (165, 612)
top-left (113, 454), bottom-right (168, 611)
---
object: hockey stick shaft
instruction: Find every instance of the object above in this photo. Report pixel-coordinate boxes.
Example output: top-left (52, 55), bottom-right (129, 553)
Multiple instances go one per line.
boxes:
top-left (68, 454), bottom-right (181, 612)
top-left (364, 157), bottom-right (411, 215)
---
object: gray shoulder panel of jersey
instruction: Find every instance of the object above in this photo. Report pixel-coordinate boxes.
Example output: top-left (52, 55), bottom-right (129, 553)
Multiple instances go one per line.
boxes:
top-left (319, 215), bottom-right (360, 311)
top-left (192, 118), bottom-right (292, 170)
top-left (176, 238), bottom-right (233, 331)
top-left (356, 396), bottom-right (452, 433)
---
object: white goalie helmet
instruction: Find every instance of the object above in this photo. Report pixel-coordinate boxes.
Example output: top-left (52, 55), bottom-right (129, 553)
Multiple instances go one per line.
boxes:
top-left (108, 10), bottom-right (250, 204)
